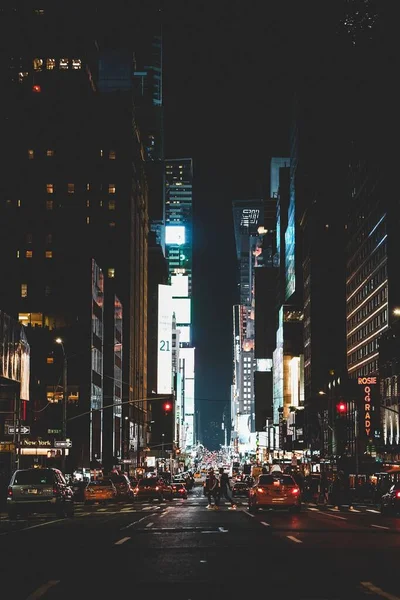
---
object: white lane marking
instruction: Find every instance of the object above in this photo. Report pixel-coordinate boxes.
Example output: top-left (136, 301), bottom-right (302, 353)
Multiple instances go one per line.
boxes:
top-left (218, 526), bottom-right (229, 533)
top-left (329, 508), bottom-right (340, 512)
top-left (114, 536), bottom-right (130, 546)
top-left (98, 508), bottom-right (107, 512)
top-left (307, 507), bottom-right (319, 511)
top-left (243, 511), bottom-right (254, 517)
top-left (371, 524), bottom-right (390, 530)
top-left (367, 509), bottom-right (380, 514)
top-left (360, 581), bottom-right (400, 600)
top-left (26, 580), bottom-right (60, 599)
top-left (143, 507), bottom-right (153, 511)
top-left (319, 512), bottom-right (347, 521)
top-left (260, 521), bottom-right (270, 527)
top-left (287, 535), bottom-right (302, 544)
top-left (120, 513), bottom-right (157, 530)
top-left (201, 531), bottom-right (219, 534)
top-left (0, 517), bottom-right (66, 537)
top-left (348, 508), bottom-right (361, 512)
top-left (146, 522), bottom-right (153, 528)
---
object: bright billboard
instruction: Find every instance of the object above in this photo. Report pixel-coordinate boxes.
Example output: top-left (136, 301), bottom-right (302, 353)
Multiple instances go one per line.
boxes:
top-left (157, 284), bottom-right (173, 394)
top-left (171, 274), bottom-right (189, 297)
top-left (172, 298), bottom-right (191, 324)
top-left (177, 325), bottom-right (191, 343)
top-left (165, 225), bottom-right (185, 245)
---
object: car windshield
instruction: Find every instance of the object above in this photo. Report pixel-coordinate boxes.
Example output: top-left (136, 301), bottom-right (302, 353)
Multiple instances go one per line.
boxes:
top-left (258, 475), bottom-right (295, 486)
top-left (89, 480), bottom-right (113, 487)
top-left (13, 470), bottom-right (56, 485)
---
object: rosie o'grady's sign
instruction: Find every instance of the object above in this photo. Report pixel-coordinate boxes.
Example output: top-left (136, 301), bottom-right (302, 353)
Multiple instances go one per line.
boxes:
top-left (358, 376), bottom-right (378, 439)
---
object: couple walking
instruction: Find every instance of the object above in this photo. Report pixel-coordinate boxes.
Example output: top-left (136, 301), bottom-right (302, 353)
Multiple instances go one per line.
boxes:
top-left (205, 467), bottom-right (237, 510)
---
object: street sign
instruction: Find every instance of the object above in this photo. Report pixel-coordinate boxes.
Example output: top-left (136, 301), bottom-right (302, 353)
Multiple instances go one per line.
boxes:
top-left (54, 440), bottom-right (72, 449)
top-left (5, 425), bottom-right (30, 435)
top-left (0, 442), bottom-right (15, 453)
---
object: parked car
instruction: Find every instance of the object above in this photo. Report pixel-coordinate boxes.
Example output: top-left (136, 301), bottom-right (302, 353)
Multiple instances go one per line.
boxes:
top-left (7, 467), bottom-right (74, 519)
top-left (84, 479), bottom-right (117, 504)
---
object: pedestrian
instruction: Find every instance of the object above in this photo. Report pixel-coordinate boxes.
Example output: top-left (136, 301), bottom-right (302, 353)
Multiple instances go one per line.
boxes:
top-left (318, 471), bottom-right (329, 505)
top-left (205, 468), bottom-right (219, 509)
top-left (218, 467), bottom-right (237, 510)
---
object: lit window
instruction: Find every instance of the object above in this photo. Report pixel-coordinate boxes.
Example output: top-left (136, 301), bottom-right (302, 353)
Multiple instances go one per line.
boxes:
top-left (46, 200), bottom-right (53, 210)
top-left (34, 9), bottom-right (44, 15)
top-left (33, 58), bottom-right (43, 71)
top-left (86, 183), bottom-right (90, 191)
top-left (59, 58), bottom-right (69, 70)
top-left (28, 149), bottom-right (34, 159)
top-left (109, 150), bottom-right (116, 160)
top-left (18, 72), bottom-right (28, 83)
top-left (86, 200), bottom-right (90, 208)
top-left (72, 59), bottom-right (82, 70)
top-left (109, 222), bottom-right (116, 227)
top-left (100, 149), bottom-right (104, 157)
top-left (108, 268), bottom-right (115, 278)
top-left (46, 233), bottom-right (52, 244)
top-left (108, 200), bottom-right (115, 210)
top-left (67, 183), bottom-right (75, 194)
top-left (108, 184), bottom-right (116, 194)
top-left (47, 356), bottom-right (54, 364)
top-left (17, 199), bottom-right (21, 207)
top-left (45, 251), bottom-right (53, 259)
top-left (32, 85), bottom-right (41, 93)
top-left (46, 149), bottom-right (54, 157)
top-left (46, 183), bottom-right (54, 194)
top-left (86, 217), bottom-right (90, 224)
top-left (26, 250), bottom-right (33, 259)
top-left (100, 200), bottom-right (103, 207)
top-left (46, 58), bottom-right (55, 70)
top-left (26, 234), bottom-right (33, 244)
top-left (16, 250), bottom-right (20, 258)
top-left (21, 284), bottom-right (28, 298)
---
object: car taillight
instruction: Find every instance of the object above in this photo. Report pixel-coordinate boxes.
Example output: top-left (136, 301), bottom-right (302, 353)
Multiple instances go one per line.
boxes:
top-left (155, 486), bottom-right (159, 491)
top-left (7, 486), bottom-right (12, 498)
top-left (257, 488), bottom-right (264, 493)
top-left (292, 487), bottom-right (300, 495)
top-left (396, 491), bottom-right (400, 498)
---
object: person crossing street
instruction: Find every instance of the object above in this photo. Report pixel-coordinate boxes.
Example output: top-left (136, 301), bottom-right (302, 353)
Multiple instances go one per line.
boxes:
top-left (218, 467), bottom-right (237, 509)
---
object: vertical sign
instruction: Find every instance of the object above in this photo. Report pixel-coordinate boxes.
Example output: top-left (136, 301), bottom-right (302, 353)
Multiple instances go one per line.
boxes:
top-left (358, 376), bottom-right (378, 441)
top-left (157, 285), bottom-right (173, 394)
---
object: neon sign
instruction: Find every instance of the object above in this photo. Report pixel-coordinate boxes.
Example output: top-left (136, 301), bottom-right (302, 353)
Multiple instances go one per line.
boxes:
top-left (358, 376), bottom-right (377, 438)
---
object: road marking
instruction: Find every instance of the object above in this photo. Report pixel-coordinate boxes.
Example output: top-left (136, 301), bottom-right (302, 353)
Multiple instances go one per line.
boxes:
top-left (243, 511), bottom-right (254, 517)
top-left (146, 522), bottom-right (153, 528)
top-left (367, 509), bottom-right (380, 514)
top-left (120, 513), bottom-right (156, 530)
top-left (114, 536), bottom-right (130, 546)
top-left (260, 521), bottom-right (270, 527)
top-left (320, 512), bottom-right (347, 521)
top-left (143, 507), bottom-right (153, 511)
top-left (26, 580), bottom-right (60, 599)
top-left (287, 535), bottom-right (302, 544)
top-left (371, 524), bottom-right (390, 530)
top-left (201, 531), bottom-right (219, 534)
top-left (0, 517), bottom-right (66, 536)
top-left (348, 508), bottom-right (361, 512)
top-left (329, 507), bottom-right (340, 512)
top-left (307, 507), bottom-right (319, 511)
top-left (98, 508), bottom-right (107, 512)
top-left (218, 527), bottom-right (229, 533)
top-left (360, 581), bottom-right (400, 600)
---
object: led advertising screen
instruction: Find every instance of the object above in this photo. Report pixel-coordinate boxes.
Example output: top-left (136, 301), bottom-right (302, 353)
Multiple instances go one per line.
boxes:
top-left (177, 325), bottom-right (191, 344)
top-left (171, 274), bottom-right (189, 297)
top-left (165, 225), bottom-right (185, 245)
top-left (157, 284), bottom-right (173, 394)
top-left (172, 298), bottom-right (191, 324)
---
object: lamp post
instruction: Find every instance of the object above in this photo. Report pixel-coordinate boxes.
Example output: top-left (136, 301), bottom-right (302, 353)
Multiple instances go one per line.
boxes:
top-left (55, 338), bottom-right (67, 474)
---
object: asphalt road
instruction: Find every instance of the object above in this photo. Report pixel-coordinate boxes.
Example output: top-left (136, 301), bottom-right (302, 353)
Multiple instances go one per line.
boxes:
top-left (1, 486), bottom-right (400, 599)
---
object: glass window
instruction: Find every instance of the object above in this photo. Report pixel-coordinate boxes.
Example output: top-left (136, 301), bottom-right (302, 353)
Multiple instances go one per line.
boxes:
top-left (46, 149), bottom-right (54, 157)
top-left (46, 58), bottom-right (56, 70)
top-left (72, 59), bottom-right (81, 70)
top-left (46, 183), bottom-right (54, 194)
top-left (86, 217), bottom-right (90, 224)
top-left (47, 356), bottom-right (54, 364)
top-left (59, 58), bottom-right (69, 70)
top-left (17, 199), bottom-right (21, 207)
top-left (67, 183), bottom-right (74, 194)
top-left (86, 183), bottom-right (91, 191)
top-left (108, 268), bottom-right (115, 278)
top-left (108, 184), bottom-right (116, 194)
top-left (45, 251), bottom-right (52, 259)
top-left (21, 284), bottom-right (28, 298)
top-left (86, 200), bottom-right (90, 208)
top-left (109, 150), bottom-right (116, 160)
top-left (46, 200), bottom-right (53, 210)
top-left (28, 149), bottom-right (34, 159)
top-left (108, 200), bottom-right (115, 210)
top-left (13, 470), bottom-right (55, 485)
top-left (16, 250), bottom-right (20, 258)
top-left (33, 58), bottom-right (43, 71)
top-left (100, 150), bottom-right (104, 157)
top-left (26, 250), bottom-right (32, 259)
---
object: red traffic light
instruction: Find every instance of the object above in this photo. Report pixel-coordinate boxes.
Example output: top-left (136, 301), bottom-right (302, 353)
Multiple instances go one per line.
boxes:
top-left (337, 402), bottom-right (346, 413)
top-left (163, 402), bottom-right (172, 413)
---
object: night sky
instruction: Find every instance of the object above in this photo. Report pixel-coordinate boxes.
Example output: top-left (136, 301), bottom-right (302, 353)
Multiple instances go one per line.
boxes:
top-left (160, 1), bottom-right (355, 442)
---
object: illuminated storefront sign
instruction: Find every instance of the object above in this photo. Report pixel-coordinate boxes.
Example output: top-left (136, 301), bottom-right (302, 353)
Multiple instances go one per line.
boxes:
top-left (358, 376), bottom-right (378, 439)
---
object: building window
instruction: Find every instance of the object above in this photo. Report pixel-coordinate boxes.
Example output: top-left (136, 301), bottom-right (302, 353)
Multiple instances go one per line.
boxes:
top-left (45, 251), bottom-right (52, 259)
top-left (47, 356), bottom-right (54, 364)
top-left (109, 222), bottom-right (116, 227)
top-left (46, 183), bottom-right (54, 194)
top-left (108, 268), bottom-right (115, 278)
top-left (46, 233), bottom-right (52, 244)
top-left (28, 149), bottom-right (34, 159)
top-left (67, 183), bottom-right (75, 194)
top-left (46, 58), bottom-right (55, 70)
top-left (109, 150), bottom-right (116, 160)
top-left (16, 250), bottom-right (20, 258)
top-left (86, 200), bottom-right (90, 208)
top-left (21, 284), bottom-right (27, 298)
top-left (59, 58), bottom-right (69, 70)
top-left (86, 183), bottom-right (91, 191)
top-left (100, 149), bottom-right (104, 157)
top-left (25, 250), bottom-right (33, 259)
top-left (46, 149), bottom-right (54, 157)
top-left (108, 200), bottom-right (115, 210)
top-left (18, 72), bottom-right (29, 83)
top-left (17, 199), bottom-right (21, 207)
top-left (72, 59), bottom-right (81, 70)
top-left (108, 184), bottom-right (116, 194)
top-left (86, 217), bottom-right (90, 224)
top-left (46, 200), bottom-right (53, 210)
top-left (100, 200), bottom-right (103, 207)
top-left (33, 58), bottom-right (43, 71)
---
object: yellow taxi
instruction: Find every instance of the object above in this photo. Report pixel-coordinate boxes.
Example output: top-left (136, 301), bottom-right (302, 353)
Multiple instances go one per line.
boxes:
top-left (84, 478), bottom-right (117, 504)
top-left (248, 472), bottom-right (301, 513)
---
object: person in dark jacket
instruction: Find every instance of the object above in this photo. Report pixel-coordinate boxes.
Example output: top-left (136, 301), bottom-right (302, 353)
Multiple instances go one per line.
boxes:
top-left (205, 468), bottom-right (219, 509)
top-left (218, 468), bottom-right (236, 509)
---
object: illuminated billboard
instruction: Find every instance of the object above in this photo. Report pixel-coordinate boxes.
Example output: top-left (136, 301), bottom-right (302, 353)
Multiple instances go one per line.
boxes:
top-left (172, 297), bottom-right (191, 324)
top-left (165, 225), bottom-right (185, 245)
top-left (177, 325), bottom-right (191, 343)
top-left (157, 284), bottom-right (173, 394)
top-left (171, 274), bottom-right (189, 297)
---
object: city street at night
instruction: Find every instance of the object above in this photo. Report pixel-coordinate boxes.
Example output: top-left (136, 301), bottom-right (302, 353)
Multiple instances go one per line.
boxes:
top-left (2, 485), bottom-right (400, 600)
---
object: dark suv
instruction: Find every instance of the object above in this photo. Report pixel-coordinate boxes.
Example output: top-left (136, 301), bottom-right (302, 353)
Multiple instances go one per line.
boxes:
top-left (7, 468), bottom-right (74, 519)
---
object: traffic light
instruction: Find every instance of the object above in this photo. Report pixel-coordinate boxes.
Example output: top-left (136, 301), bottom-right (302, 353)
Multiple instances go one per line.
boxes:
top-left (163, 401), bottom-right (172, 415)
top-left (336, 401), bottom-right (346, 414)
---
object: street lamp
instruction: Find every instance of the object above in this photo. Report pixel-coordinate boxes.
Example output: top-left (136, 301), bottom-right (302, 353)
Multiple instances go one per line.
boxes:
top-left (55, 337), bottom-right (67, 474)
